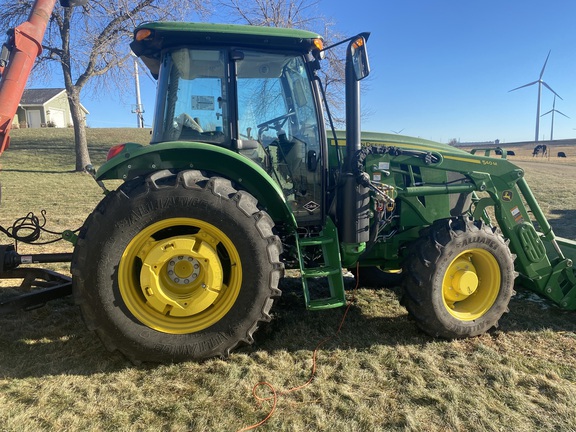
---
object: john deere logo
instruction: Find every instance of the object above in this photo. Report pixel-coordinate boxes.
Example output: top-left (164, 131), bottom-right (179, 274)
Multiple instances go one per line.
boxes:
top-left (303, 201), bottom-right (320, 212)
top-left (502, 191), bottom-right (513, 202)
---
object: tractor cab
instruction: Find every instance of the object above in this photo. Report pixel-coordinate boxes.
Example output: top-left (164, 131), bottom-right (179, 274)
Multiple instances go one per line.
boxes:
top-left (132, 23), bottom-right (327, 224)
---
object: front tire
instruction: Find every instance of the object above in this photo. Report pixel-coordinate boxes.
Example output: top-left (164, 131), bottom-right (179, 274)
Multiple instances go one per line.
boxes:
top-left (402, 217), bottom-right (516, 339)
top-left (72, 170), bottom-right (283, 363)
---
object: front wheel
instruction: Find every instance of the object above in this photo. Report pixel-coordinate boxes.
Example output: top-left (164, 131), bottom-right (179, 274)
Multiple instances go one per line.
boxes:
top-left (402, 217), bottom-right (516, 339)
top-left (72, 170), bottom-right (283, 363)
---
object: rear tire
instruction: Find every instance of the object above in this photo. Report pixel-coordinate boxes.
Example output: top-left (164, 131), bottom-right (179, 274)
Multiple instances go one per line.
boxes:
top-left (72, 170), bottom-right (283, 363)
top-left (402, 217), bottom-right (516, 339)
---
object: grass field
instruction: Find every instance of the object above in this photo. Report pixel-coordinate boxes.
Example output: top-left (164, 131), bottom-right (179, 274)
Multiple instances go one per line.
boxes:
top-left (0, 128), bottom-right (575, 431)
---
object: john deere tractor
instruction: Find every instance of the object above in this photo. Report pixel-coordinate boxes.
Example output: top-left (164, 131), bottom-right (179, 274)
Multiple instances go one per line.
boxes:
top-left (1, 1), bottom-right (575, 363)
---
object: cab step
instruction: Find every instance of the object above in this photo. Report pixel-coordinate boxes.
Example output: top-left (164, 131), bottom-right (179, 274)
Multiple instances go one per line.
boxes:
top-left (297, 217), bottom-right (346, 310)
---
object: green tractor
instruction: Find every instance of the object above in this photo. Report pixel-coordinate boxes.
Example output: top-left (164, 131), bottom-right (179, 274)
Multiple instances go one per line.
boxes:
top-left (66, 22), bottom-right (576, 363)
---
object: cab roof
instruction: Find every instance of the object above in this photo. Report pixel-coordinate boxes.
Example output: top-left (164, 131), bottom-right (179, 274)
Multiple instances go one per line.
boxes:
top-left (131, 22), bottom-right (323, 78)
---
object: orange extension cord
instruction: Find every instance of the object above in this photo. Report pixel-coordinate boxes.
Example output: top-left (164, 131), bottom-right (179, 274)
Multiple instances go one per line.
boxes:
top-left (237, 266), bottom-right (360, 431)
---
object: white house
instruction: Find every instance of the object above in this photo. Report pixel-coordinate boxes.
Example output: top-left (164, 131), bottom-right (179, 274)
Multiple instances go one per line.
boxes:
top-left (13, 88), bottom-right (89, 128)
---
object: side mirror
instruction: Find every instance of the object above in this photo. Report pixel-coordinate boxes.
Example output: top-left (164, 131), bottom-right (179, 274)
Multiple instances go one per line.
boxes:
top-left (307, 149), bottom-right (318, 172)
top-left (349, 35), bottom-right (370, 81)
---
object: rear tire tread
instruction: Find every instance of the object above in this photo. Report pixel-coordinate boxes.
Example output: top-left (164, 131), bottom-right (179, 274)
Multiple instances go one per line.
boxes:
top-left (72, 170), bottom-right (284, 363)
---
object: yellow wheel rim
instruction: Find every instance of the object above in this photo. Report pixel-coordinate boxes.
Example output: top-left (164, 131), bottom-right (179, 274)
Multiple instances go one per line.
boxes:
top-left (442, 248), bottom-right (500, 321)
top-left (118, 218), bottom-right (242, 334)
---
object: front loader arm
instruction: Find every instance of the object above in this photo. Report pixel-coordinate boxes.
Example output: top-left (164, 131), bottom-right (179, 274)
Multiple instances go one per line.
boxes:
top-left (360, 142), bottom-right (576, 310)
top-left (461, 158), bottom-right (576, 309)
top-left (493, 176), bottom-right (576, 309)
top-left (434, 152), bottom-right (576, 309)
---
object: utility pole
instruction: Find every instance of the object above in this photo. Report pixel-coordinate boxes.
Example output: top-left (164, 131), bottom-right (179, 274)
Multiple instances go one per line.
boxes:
top-left (133, 55), bottom-right (144, 128)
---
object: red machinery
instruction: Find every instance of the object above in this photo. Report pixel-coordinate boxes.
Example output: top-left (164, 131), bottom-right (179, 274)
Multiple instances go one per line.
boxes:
top-left (0, 0), bottom-right (85, 313)
top-left (0, 0), bottom-right (58, 154)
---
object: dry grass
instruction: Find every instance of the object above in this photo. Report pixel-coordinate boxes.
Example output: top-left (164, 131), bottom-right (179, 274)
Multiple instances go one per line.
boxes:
top-left (0, 129), bottom-right (575, 431)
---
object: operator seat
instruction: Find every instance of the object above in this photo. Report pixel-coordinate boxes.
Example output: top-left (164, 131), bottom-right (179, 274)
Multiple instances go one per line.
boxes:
top-left (177, 113), bottom-right (203, 140)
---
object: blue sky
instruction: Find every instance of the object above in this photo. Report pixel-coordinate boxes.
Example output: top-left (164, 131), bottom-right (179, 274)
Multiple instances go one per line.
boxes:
top-left (81, 0), bottom-right (576, 143)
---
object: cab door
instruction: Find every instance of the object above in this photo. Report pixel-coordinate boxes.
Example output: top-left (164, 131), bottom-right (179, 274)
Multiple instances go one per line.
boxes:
top-left (235, 51), bottom-right (324, 224)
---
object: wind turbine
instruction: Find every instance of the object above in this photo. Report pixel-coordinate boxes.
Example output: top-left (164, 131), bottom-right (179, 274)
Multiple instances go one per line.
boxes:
top-left (541, 95), bottom-right (569, 141)
top-left (509, 50), bottom-right (562, 142)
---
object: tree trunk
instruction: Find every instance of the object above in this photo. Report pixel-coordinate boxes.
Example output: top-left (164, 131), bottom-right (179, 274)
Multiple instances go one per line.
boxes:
top-left (67, 87), bottom-right (91, 171)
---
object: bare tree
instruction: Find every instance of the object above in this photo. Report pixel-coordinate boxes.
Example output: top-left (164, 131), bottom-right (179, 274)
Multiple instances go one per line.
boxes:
top-left (217, 0), bottom-right (319, 28)
top-left (0, 0), bottom-right (208, 171)
top-left (217, 0), bottom-right (348, 125)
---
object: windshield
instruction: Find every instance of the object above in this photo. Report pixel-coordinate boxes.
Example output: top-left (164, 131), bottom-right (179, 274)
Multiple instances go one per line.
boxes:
top-left (236, 51), bottom-right (319, 148)
top-left (152, 49), bottom-right (228, 144)
top-left (153, 48), bottom-right (319, 147)
top-left (152, 47), bottom-right (324, 222)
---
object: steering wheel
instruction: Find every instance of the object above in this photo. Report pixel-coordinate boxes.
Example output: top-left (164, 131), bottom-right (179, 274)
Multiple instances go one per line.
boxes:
top-left (257, 111), bottom-right (296, 130)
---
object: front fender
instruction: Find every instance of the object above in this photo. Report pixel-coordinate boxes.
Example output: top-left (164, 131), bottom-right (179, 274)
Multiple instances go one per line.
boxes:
top-left (96, 141), bottom-right (295, 224)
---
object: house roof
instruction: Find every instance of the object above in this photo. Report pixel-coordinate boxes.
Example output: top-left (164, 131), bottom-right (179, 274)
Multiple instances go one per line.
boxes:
top-left (20, 88), bottom-right (89, 114)
top-left (21, 88), bottom-right (65, 105)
